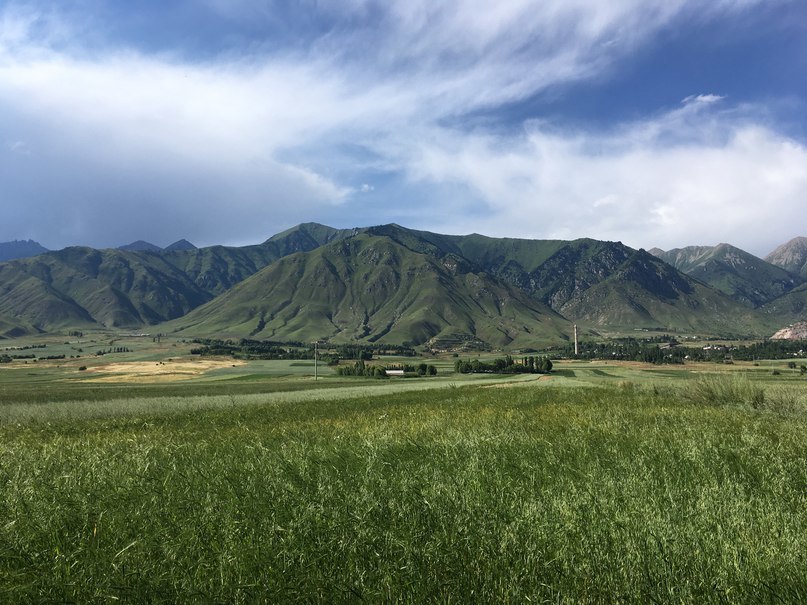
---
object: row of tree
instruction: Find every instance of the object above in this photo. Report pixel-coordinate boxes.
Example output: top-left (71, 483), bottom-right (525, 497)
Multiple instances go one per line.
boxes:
top-left (190, 339), bottom-right (417, 361)
top-left (335, 360), bottom-right (439, 378)
top-left (454, 355), bottom-right (553, 374)
top-left (550, 337), bottom-right (807, 365)
top-left (96, 347), bottom-right (131, 356)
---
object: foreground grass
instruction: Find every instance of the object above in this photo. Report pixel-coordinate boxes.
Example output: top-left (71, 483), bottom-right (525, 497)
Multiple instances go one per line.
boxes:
top-left (1, 382), bottom-right (806, 602)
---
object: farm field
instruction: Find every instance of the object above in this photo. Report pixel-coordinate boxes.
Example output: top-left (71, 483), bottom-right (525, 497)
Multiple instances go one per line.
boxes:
top-left (1, 333), bottom-right (807, 602)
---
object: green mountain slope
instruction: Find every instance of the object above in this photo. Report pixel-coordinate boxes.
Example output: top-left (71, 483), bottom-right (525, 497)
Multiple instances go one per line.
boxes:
top-left (760, 282), bottom-right (807, 326)
top-left (521, 240), bottom-right (764, 334)
top-left (164, 239), bottom-right (197, 252)
top-left (0, 222), bottom-right (785, 342)
top-left (118, 240), bottom-right (162, 252)
top-left (161, 222), bottom-right (353, 294)
top-left (360, 227), bottom-right (765, 335)
top-left (166, 233), bottom-right (571, 347)
top-left (0, 311), bottom-right (39, 339)
top-left (765, 236), bottom-right (807, 277)
top-left (359, 224), bottom-right (568, 291)
top-left (0, 223), bottom-right (352, 335)
top-left (650, 244), bottom-right (800, 307)
top-left (0, 247), bottom-right (211, 331)
top-left (168, 226), bottom-right (770, 344)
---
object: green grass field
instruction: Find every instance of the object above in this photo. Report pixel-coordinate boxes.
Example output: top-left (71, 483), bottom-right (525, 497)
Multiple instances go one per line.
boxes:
top-left (2, 334), bottom-right (807, 602)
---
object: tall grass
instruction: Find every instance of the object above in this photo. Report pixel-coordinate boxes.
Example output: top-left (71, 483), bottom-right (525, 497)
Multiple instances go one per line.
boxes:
top-left (1, 384), bottom-right (806, 602)
top-left (684, 372), bottom-right (806, 414)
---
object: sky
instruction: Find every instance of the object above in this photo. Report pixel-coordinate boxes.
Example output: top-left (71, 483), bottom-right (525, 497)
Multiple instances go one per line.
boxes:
top-left (1, 0), bottom-right (806, 256)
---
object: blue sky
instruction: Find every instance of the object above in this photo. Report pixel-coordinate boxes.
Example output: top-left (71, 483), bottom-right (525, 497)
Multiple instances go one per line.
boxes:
top-left (1, 0), bottom-right (805, 255)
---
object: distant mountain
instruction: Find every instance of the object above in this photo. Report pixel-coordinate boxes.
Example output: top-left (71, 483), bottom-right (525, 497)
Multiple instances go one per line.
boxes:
top-left (760, 282), bottom-right (807, 325)
top-left (118, 240), bottom-right (162, 252)
top-left (0, 239), bottom-right (49, 262)
top-left (160, 222), bottom-right (354, 295)
top-left (0, 247), bottom-right (212, 331)
top-left (765, 237), bottom-right (807, 277)
top-left (361, 226), bottom-right (764, 335)
top-left (264, 222), bottom-right (356, 251)
top-left (0, 223), bottom-right (349, 335)
top-left (650, 244), bottom-right (800, 307)
top-left (167, 225), bottom-right (768, 345)
top-left (166, 232), bottom-right (571, 347)
top-left (118, 239), bottom-right (197, 252)
top-left (0, 223), bottom-right (793, 343)
top-left (164, 239), bottom-right (197, 252)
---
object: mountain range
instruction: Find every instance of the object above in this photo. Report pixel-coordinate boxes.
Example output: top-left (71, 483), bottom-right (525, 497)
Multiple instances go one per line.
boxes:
top-left (118, 239), bottom-right (198, 253)
top-left (0, 225), bottom-right (804, 346)
top-left (0, 240), bottom-right (49, 263)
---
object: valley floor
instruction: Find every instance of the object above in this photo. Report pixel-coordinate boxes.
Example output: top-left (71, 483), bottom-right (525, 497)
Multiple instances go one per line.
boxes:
top-left (1, 334), bottom-right (807, 602)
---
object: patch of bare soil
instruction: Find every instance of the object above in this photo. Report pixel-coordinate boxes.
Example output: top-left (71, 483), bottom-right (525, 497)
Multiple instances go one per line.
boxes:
top-left (84, 359), bottom-right (246, 383)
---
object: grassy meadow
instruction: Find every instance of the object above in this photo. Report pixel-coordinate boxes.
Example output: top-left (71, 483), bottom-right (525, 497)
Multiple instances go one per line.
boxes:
top-left (2, 334), bottom-right (807, 602)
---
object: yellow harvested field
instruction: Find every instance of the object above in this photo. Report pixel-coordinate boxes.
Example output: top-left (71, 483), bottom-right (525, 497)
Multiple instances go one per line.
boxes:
top-left (85, 359), bottom-right (245, 382)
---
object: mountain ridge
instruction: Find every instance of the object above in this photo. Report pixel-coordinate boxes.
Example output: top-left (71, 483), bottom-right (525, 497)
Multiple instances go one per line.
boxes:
top-left (166, 232), bottom-right (572, 347)
top-left (0, 239), bottom-right (49, 262)
top-left (0, 224), bottom-right (801, 344)
top-left (765, 236), bottom-right (807, 277)
top-left (650, 243), bottom-right (800, 308)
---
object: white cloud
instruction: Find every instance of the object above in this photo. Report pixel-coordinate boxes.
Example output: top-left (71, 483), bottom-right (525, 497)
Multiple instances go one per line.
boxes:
top-left (683, 93), bottom-right (726, 106)
top-left (405, 106), bottom-right (807, 256)
top-left (0, 0), bottom-right (799, 254)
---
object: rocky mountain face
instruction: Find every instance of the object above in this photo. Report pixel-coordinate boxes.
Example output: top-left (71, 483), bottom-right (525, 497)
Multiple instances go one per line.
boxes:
top-left (650, 243), bottom-right (800, 307)
top-left (765, 236), bottom-right (807, 277)
top-left (771, 322), bottom-right (807, 340)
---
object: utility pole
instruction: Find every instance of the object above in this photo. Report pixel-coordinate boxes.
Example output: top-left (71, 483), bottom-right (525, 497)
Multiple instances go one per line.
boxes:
top-left (314, 341), bottom-right (318, 381)
top-left (574, 324), bottom-right (579, 356)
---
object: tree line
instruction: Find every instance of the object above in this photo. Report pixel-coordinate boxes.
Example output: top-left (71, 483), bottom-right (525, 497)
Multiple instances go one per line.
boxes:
top-left (336, 360), bottom-right (438, 378)
top-left (454, 355), bottom-right (553, 374)
top-left (549, 337), bottom-right (807, 365)
top-left (190, 339), bottom-right (418, 362)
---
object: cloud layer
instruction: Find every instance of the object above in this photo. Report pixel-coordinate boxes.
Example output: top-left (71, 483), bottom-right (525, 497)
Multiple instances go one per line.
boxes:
top-left (0, 0), bottom-right (804, 255)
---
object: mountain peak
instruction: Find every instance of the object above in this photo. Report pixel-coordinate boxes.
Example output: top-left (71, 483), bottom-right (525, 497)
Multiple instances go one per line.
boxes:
top-left (765, 236), bottom-right (807, 276)
top-left (651, 242), bottom-right (799, 308)
top-left (118, 240), bottom-right (162, 252)
top-left (165, 239), bottom-right (197, 252)
top-left (0, 239), bottom-right (49, 262)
